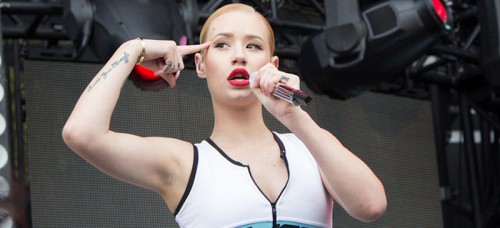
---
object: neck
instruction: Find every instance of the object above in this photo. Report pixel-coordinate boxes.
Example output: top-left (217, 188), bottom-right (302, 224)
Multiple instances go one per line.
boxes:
top-left (210, 100), bottom-right (271, 144)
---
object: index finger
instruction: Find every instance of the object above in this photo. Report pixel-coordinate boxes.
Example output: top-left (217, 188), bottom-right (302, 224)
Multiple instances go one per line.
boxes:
top-left (178, 42), bottom-right (210, 56)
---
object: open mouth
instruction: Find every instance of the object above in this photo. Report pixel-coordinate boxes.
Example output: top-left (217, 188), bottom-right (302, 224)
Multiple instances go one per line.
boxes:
top-left (227, 68), bottom-right (250, 80)
top-left (227, 68), bottom-right (250, 87)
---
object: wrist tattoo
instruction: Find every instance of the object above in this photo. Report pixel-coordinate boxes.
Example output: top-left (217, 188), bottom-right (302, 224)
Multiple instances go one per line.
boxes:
top-left (88, 52), bottom-right (130, 91)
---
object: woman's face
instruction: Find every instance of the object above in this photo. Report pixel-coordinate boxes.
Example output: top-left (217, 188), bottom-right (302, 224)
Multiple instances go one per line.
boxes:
top-left (198, 10), bottom-right (278, 106)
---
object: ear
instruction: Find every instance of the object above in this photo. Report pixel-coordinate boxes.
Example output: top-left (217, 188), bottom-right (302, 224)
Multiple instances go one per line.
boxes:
top-left (195, 53), bottom-right (206, 79)
top-left (270, 55), bottom-right (279, 68)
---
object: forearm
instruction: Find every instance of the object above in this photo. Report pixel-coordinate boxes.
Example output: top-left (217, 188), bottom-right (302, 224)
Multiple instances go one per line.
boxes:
top-left (279, 109), bottom-right (387, 221)
top-left (63, 40), bottom-right (141, 143)
top-left (63, 39), bottom-right (209, 151)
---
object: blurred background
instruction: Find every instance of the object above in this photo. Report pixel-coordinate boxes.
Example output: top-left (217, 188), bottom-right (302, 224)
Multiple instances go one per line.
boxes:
top-left (1, 0), bottom-right (499, 227)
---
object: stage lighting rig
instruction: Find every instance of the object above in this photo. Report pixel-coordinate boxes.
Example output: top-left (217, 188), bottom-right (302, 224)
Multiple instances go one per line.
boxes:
top-left (89, 0), bottom-right (187, 90)
top-left (1, 0), bottom-right (187, 90)
top-left (298, 0), bottom-right (451, 100)
top-left (478, 0), bottom-right (500, 89)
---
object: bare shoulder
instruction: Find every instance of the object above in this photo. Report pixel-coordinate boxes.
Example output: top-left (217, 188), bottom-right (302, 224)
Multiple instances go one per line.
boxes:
top-left (142, 136), bottom-right (196, 175)
top-left (147, 136), bottom-right (198, 211)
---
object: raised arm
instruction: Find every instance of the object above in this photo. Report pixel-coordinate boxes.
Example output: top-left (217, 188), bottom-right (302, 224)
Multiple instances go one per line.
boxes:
top-left (251, 64), bottom-right (387, 222)
top-left (62, 39), bottom-right (209, 212)
top-left (280, 110), bottom-right (387, 222)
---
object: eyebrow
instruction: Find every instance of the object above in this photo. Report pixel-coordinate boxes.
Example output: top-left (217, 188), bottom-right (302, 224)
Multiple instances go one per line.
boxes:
top-left (212, 33), bottom-right (264, 42)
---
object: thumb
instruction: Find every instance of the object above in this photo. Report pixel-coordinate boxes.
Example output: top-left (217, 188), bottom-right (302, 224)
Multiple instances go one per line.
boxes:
top-left (249, 71), bottom-right (268, 101)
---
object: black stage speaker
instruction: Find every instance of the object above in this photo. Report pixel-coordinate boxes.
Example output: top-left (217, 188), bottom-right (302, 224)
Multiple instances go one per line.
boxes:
top-left (25, 60), bottom-right (442, 227)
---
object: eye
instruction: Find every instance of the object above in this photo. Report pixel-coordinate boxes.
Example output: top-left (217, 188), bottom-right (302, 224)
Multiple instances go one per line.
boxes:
top-left (214, 42), bottom-right (229, 48)
top-left (247, 43), bottom-right (262, 50)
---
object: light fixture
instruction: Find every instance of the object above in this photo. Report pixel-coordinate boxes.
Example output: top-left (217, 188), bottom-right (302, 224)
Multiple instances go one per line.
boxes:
top-left (298, 0), bottom-right (451, 100)
top-left (89, 0), bottom-right (186, 90)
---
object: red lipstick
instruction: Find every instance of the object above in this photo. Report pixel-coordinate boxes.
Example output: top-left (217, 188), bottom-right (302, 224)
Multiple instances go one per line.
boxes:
top-left (227, 68), bottom-right (250, 87)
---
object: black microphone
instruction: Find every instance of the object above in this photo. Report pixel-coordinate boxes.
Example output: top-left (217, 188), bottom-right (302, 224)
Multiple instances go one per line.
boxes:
top-left (250, 72), bottom-right (312, 106)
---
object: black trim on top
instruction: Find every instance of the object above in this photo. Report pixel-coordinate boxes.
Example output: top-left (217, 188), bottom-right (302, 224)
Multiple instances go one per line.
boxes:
top-left (272, 132), bottom-right (290, 182)
top-left (174, 144), bottom-right (199, 216)
top-left (207, 133), bottom-right (291, 225)
top-left (206, 138), bottom-right (246, 167)
top-left (207, 134), bottom-right (290, 201)
top-left (272, 132), bottom-right (287, 162)
top-left (270, 133), bottom-right (291, 225)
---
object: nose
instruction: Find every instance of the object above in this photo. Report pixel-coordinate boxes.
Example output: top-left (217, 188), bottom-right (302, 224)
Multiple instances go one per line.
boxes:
top-left (231, 45), bottom-right (247, 65)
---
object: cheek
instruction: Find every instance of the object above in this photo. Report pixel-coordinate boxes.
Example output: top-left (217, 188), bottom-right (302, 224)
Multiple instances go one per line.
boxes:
top-left (253, 55), bottom-right (273, 67)
top-left (204, 50), bottom-right (226, 67)
top-left (203, 57), bottom-right (226, 82)
top-left (204, 58), bottom-right (222, 74)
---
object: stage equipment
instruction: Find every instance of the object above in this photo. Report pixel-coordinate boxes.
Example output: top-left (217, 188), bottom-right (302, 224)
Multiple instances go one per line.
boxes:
top-left (0, 15), bottom-right (14, 228)
top-left (478, 0), bottom-right (500, 88)
top-left (299, 0), bottom-right (451, 100)
top-left (90, 0), bottom-right (186, 90)
top-left (63, 0), bottom-right (94, 60)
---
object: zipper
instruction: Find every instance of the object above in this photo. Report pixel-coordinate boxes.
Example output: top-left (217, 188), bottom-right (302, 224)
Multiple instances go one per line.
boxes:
top-left (272, 202), bottom-right (278, 227)
top-left (271, 133), bottom-right (289, 228)
top-left (209, 134), bottom-right (289, 227)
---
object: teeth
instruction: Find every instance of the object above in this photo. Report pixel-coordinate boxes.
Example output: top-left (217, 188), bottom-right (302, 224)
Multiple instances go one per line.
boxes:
top-left (232, 74), bottom-right (246, 80)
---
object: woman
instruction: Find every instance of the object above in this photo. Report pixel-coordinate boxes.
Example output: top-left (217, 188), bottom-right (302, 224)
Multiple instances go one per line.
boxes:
top-left (62, 3), bottom-right (386, 227)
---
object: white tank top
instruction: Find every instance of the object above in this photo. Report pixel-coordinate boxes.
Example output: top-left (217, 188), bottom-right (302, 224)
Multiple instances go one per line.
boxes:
top-left (175, 132), bottom-right (333, 227)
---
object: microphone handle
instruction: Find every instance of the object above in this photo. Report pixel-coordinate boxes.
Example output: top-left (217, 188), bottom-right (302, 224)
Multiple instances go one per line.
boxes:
top-left (250, 71), bottom-right (312, 106)
top-left (273, 84), bottom-right (312, 106)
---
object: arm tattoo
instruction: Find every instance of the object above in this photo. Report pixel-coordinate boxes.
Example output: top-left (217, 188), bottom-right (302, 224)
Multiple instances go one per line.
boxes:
top-left (87, 52), bottom-right (130, 91)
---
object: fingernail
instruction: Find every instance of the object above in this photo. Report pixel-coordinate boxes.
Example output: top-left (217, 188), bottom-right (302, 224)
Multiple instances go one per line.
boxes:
top-left (249, 72), bottom-right (258, 85)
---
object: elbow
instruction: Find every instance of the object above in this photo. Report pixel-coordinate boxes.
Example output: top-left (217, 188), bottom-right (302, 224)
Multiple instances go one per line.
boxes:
top-left (358, 178), bottom-right (388, 222)
top-left (61, 121), bottom-right (93, 153)
top-left (355, 192), bottom-right (387, 223)
top-left (359, 198), bottom-right (387, 222)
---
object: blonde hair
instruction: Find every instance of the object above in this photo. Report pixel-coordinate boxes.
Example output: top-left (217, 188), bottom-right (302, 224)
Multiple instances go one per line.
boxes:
top-left (199, 3), bottom-right (276, 55)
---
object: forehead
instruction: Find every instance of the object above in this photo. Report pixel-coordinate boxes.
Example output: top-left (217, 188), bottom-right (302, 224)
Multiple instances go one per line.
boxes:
top-left (206, 11), bottom-right (270, 41)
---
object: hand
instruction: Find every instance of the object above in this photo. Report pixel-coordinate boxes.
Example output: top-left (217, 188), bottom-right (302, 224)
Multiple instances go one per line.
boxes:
top-left (138, 40), bottom-right (210, 87)
top-left (250, 63), bottom-right (302, 118)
